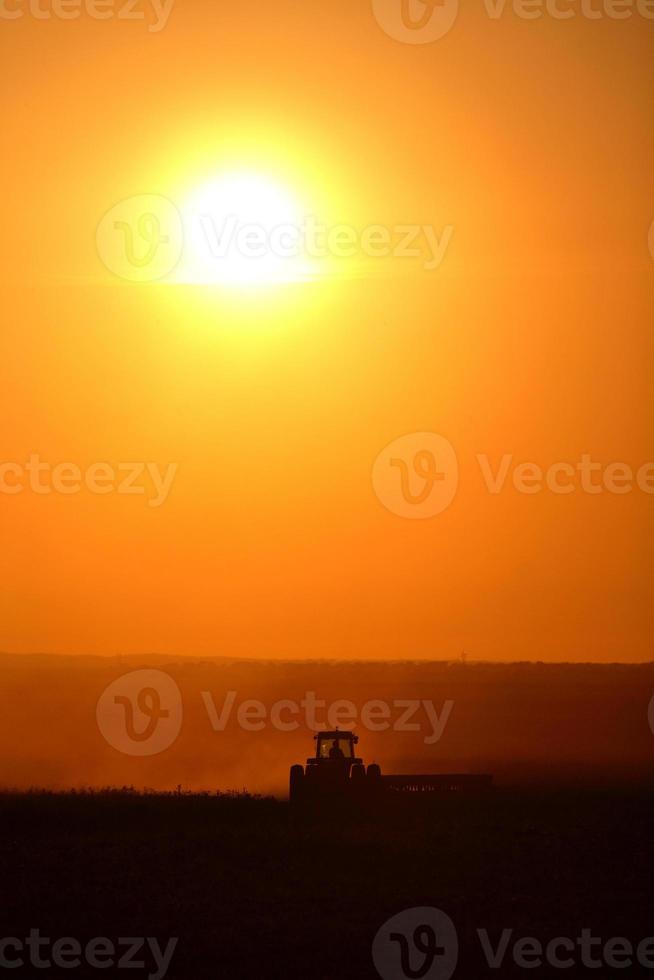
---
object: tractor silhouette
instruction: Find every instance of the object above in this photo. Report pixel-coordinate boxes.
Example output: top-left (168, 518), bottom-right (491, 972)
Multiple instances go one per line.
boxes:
top-left (289, 730), bottom-right (492, 809)
top-left (289, 731), bottom-right (379, 805)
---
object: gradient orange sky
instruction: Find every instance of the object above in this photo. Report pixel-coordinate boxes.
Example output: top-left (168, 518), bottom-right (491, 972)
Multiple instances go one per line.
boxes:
top-left (1, 1), bottom-right (652, 661)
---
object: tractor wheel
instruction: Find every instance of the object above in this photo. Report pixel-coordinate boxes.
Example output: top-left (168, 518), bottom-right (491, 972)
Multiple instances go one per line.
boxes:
top-left (289, 765), bottom-right (304, 804)
top-left (367, 764), bottom-right (381, 780)
top-left (350, 763), bottom-right (366, 783)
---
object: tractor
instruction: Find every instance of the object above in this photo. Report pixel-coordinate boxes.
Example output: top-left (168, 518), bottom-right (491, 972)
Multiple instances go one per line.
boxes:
top-left (289, 730), bottom-right (492, 808)
top-left (289, 730), bottom-right (380, 805)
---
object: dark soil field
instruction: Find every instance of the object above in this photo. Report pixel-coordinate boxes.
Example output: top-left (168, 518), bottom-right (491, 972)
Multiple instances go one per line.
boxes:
top-left (1, 788), bottom-right (652, 979)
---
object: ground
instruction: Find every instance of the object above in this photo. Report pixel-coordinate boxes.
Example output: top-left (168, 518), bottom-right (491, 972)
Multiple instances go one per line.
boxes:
top-left (0, 788), bottom-right (652, 978)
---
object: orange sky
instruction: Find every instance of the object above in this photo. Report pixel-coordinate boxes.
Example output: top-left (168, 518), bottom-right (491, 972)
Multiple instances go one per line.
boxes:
top-left (1, 1), bottom-right (652, 661)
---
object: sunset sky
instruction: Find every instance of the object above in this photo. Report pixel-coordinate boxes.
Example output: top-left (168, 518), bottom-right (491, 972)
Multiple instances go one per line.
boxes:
top-left (1, 0), bottom-right (652, 662)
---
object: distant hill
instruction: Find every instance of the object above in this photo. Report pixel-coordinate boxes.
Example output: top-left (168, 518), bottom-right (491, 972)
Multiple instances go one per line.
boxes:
top-left (1, 656), bottom-right (653, 793)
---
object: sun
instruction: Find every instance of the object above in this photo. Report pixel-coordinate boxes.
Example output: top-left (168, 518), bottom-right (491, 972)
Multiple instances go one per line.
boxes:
top-left (176, 172), bottom-right (314, 287)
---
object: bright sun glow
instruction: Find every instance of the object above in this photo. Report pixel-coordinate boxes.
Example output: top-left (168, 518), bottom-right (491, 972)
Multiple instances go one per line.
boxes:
top-left (177, 173), bottom-right (313, 287)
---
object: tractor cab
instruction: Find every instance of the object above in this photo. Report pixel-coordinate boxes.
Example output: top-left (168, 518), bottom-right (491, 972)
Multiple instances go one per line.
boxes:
top-left (307, 731), bottom-right (362, 770)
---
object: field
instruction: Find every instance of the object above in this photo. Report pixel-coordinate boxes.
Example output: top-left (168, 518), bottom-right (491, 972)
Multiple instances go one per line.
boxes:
top-left (1, 787), bottom-right (652, 979)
